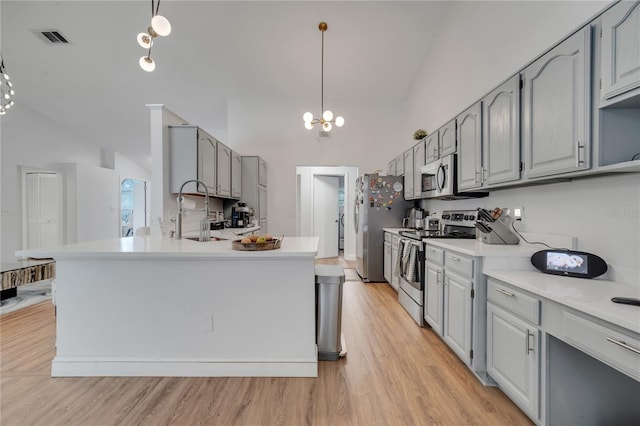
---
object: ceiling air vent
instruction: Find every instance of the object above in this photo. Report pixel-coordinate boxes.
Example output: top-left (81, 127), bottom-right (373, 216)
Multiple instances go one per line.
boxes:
top-left (36, 30), bottom-right (70, 44)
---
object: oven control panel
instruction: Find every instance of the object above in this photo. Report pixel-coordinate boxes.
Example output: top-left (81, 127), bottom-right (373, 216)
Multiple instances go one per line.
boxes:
top-left (441, 210), bottom-right (477, 227)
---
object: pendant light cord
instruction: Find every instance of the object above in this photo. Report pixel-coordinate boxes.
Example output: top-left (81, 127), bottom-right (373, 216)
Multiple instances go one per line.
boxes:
top-left (320, 27), bottom-right (324, 115)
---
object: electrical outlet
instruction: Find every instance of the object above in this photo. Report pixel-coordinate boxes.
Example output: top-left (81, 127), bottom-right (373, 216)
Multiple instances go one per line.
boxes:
top-left (513, 207), bottom-right (524, 220)
top-left (1, 209), bottom-right (14, 216)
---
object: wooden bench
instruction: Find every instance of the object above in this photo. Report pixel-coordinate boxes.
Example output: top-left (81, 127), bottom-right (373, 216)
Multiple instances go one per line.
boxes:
top-left (1, 260), bottom-right (56, 300)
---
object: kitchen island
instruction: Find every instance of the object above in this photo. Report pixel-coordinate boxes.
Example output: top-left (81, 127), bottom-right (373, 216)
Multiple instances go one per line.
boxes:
top-left (16, 236), bottom-right (319, 377)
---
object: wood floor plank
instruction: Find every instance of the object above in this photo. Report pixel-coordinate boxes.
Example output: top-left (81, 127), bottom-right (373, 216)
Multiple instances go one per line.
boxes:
top-left (1, 272), bottom-right (532, 425)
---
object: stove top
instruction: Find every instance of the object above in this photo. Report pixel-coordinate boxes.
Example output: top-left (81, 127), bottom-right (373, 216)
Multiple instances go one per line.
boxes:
top-left (400, 229), bottom-right (476, 240)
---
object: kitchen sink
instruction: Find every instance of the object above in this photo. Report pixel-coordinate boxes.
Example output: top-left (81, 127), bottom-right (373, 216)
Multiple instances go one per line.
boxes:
top-left (183, 236), bottom-right (227, 242)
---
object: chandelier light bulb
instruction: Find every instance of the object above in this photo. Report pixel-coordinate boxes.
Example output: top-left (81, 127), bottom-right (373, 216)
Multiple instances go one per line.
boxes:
top-left (323, 122), bottom-right (332, 131)
top-left (322, 110), bottom-right (333, 121)
top-left (3, 93), bottom-right (9, 100)
top-left (139, 56), bottom-right (156, 72)
top-left (335, 116), bottom-right (345, 127)
top-left (6, 81), bottom-right (12, 87)
top-left (5, 103), bottom-right (11, 109)
top-left (151, 15), bottom-right (172, 36)
top-left (3, 73), bottom-right (9, 80)
top-left (0, 109), bottom-right (5, 115)
top-left (137, 32), bottom-right (153, 48)
top-left (304, 121), bottom-right (314, 130)
top-left (303, 112), bottom-right (313, 123)
top-left (10, 89), bottom-right (14, 96)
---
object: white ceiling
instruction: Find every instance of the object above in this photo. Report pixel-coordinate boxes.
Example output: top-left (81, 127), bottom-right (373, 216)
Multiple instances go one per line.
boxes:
top-left (1, 1), bottom-right (453, 168)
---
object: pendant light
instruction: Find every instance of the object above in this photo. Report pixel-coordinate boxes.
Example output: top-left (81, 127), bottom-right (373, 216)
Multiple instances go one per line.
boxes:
top-left (137, 0), bottom-right (171, 72)
top-left (303, 22), bottom-right (344, 132)
top-left (0, 53), bottom-right (15, 115)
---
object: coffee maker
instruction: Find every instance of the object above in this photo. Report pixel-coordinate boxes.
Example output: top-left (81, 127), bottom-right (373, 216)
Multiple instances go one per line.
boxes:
top-left (231, 202), bottom-right (251, 228)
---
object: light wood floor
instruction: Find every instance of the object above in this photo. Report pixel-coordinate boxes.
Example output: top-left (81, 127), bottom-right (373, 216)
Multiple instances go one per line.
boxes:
top-left (1, 262), bottom-right (532, 425)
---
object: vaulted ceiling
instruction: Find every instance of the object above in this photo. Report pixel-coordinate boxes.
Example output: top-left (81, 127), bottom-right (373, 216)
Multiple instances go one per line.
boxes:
top-left (1, 1), bottom-right (452, 168)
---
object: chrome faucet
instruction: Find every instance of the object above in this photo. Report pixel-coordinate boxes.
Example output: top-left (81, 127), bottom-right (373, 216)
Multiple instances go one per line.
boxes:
top-left (175, 180), bottom-right (210, 240)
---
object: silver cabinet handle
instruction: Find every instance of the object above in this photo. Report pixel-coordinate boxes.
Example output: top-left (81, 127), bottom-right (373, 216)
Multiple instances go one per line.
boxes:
top-left (577, 141), bottom-right (585, 166)
top-left (475, 170), bottom-right (480, 184)
top-left (606, 337), bottom-right (640, 355)
top-left (447, 255), bottom-right (460, 262)
top-left (526, 329), bottom-right (534, 354)
top-left (436, 270), bottom-right (442, 284)
top-left (496, 288), bottom-right (515, 297)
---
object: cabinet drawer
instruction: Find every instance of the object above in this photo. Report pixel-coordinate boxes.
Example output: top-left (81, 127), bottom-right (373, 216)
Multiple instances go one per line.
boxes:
top-left (487, 279), bottom-right (540, 325)
top-left (384, 232), bottom-right (392, 243)
top-left (444, 252), bottom-right (473, 278)
top-left (425, 245), bottom-right (444, 265)
top-left (563, 311), bottom-right (640, 382)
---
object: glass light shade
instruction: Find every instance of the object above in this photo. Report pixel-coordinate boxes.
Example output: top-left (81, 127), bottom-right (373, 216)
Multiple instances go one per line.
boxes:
top-left (304, 121), bottom-right (314, 130)
top-left (151, 15), bottom-right (172, 36)
top-left (6, 81), bottom-right (12, 87)
top-left (9, 100), bottom-right (14, 106)
top-left (322, 110), bottom-right (333, 121)
top-left (3, 73), bottom-right (9, 80)
top-left (3, 93), bottom-right (9, 100)
top-left (9, 90), bottom-right (14, 96)
top-left (335, 116), bottom-right (345, 127)
top-left (137, 32), bottom-right (153, 48)
top-left (323, 122), bottom-right (332, 131)
top-left (5, 103), bottom-right (11, 109)
top-left (0, 110), bottom-right (5, 115)
top-left (303, 112), bottom-right (313, 122)
top-left (139, 56), bottom-right (156, 72)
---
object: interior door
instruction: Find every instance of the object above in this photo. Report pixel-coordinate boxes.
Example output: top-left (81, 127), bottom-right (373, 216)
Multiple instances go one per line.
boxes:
top-left (25, 172), bottom-right (61, 249)
top-left (314, 175), bottom-right (340, 258)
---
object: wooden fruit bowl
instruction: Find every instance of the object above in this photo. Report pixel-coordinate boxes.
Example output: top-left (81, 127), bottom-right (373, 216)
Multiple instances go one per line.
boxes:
top-left (231, 236), bottom-right (283, 251)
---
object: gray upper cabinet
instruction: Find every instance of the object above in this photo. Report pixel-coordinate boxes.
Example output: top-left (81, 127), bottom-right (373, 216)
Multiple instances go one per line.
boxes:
top-left (169, 125), bottom-right (217, 196)
top-left (387, 160), bottom-right (396, 176)
top-left (482, 75), bottom-right (521, 186)
top-left (216, 142), bottom-right (231, 197)
top-left (424, 131), bottom-right (440, 164)
top-left (258, 158), bottom-right (267, 187)
top-left (403, 148), bottom-right (414, 199)
top-left (413, 139), bottom-right (426, 198)
top-left (231, 151), bottom-right (242, 199)
top-left (439, 119), bottom-right (457, 157)
top-left (522, 26), bottom-right (591, 179)
top-left (601, 0), bottom-right (640, 102)
top-left (457, 102), bottom-right (483, 191)
top-left (395, 154), bottom-right (404, 176)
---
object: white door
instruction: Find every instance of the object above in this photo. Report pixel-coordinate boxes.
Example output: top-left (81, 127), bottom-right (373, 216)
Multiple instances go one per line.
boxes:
top-left (313, 175), bottom-right (339, 258)
top-left (25, 172), bottom-right (62, 249)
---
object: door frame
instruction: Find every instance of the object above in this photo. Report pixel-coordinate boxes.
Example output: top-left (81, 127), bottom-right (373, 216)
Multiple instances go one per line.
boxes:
top-left (296, 166), bottom-right (359, 261)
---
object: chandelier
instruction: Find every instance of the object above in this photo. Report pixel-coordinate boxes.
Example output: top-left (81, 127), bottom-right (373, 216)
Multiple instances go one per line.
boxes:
top-left (136, 0), bottom-right (172, 72)
top-left (0, 53), bottom-right (15, 115)
top-left (303, 22), bottom-right (344, 132)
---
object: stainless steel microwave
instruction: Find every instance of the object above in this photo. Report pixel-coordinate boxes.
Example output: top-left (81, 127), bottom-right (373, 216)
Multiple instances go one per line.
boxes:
top-left (420, 154), bottom-right (488, 200)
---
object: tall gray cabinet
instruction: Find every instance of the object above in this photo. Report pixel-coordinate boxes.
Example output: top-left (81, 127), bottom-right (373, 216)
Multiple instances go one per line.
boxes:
top-left (241, 156), bottom-right (267, 232)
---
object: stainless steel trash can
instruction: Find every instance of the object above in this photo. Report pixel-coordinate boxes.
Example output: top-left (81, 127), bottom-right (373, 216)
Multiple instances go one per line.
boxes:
top-left (315, 265), bottom-right (345, 361)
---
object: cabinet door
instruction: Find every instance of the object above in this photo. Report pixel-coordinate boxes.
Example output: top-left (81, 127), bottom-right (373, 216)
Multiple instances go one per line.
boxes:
top-left (258, 158), bottom-right (267, 187)
top-left (384, 241), bottom-right (392, 283)
top-left (443, 272), bottom-right (472, 364)
top-left (258, 185), bottom-right (267, 220)
top-left (216, 142), bottom-right (231, 197)
top-left (487, 303), bottom-right (539, 419)
top-left (403, 148), bottom-right (414, 200)
top-left (391, 245), bottom-right (399, 292)
top-left (439, 119), bottom-right (457, 157)
top-left (457, 102), bottom-right (483, 190)
top-left (522, 26), bottom-right (591, 178)
top-left (424, 131), bottom-right (439, 164)
top-left (395, 155), bottom-right (405, 176)
top-left (413, 140), bottom-right (425, 198)
top-left (601, 1), bottom-right (640, 100)
top-left (387, 160), bottom-right (396, 176)
top-left (231, 151), bottom-right (242, 198)
top-left (424, 262), bottom-right (443, 335)
top-left (259, 219), bottom-right (267, 233)
top-left (482, 75), bottom-right (521, 186)
top-left (197, 131), bottom-right (216, 196)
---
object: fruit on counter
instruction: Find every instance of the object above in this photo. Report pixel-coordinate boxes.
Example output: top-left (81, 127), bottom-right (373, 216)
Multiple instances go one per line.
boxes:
top-left (256, 236), bottom-right (267, 244)
top-left (240, 237), bottom-right (252, 244)
top-left (249, 235), bottom-right (259, 242)
top-left (263, 233), bottom-right (273, 241)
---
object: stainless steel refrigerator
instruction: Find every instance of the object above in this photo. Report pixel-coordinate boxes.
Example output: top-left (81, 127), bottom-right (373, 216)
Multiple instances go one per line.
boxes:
top-left (355, 174), bottom-right (412, 282)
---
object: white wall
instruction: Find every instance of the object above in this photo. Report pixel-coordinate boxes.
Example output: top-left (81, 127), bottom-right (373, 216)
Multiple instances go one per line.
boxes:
top-left (402, 1), bottom-right (638, 285)
top-left (227, 98), bottom-right (406, 237)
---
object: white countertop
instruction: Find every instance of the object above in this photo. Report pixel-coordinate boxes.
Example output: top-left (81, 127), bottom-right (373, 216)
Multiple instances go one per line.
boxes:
top-left (15, 236), bottom-right (319, 261)
top-left (485, 270), bottom-right (640, 335)
top-left (1, 258), bottom-right (54, 273)
top-left (423, 239), bottom-right (539, 257)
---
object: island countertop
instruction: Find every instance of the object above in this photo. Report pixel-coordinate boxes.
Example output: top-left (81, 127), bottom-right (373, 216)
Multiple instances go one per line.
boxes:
top-left (16, 236), bottom-right (319, 260)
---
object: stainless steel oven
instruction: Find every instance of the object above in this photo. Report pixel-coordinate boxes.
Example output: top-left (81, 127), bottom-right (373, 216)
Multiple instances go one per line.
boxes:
top-left (397, 235), bottom-right (424, 326)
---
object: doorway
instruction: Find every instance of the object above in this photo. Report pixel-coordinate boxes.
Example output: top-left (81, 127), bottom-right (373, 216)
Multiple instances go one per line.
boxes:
top-left (120, 179), bottom-right (147, 237)
top-left (296, 166), bottom-right (359, 261)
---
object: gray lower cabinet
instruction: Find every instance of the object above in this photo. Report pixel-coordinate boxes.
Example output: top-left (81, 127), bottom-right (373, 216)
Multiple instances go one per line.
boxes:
top-left (457, 102), bottom-right (483, 191)
top-left (601, 0), bottom-right (640, 102)
top-left (169, 125), bottom-right (217, 196)
top-left (403, 148), bottom-right (414, 199)
top-left (424, 246), bottom-right (444, 335)
top-left (482, 75), bottom-right (521, 186)
top-left (486, 278), bottom-right (541, 421)
top-left (390, 234), bottom-right (399, 292)
top-left (522, 26), bottom-right (591, 179)
top-left (383, 238), bottom-right (392, 283)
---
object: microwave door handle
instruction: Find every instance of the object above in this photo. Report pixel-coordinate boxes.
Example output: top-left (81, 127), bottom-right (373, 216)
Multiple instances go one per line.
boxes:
top-left (436, 164), bottom-right (445, 192)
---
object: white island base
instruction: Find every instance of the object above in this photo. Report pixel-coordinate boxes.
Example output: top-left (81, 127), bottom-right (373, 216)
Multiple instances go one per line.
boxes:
top-left (18, 236), bottom-right (319, 377)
